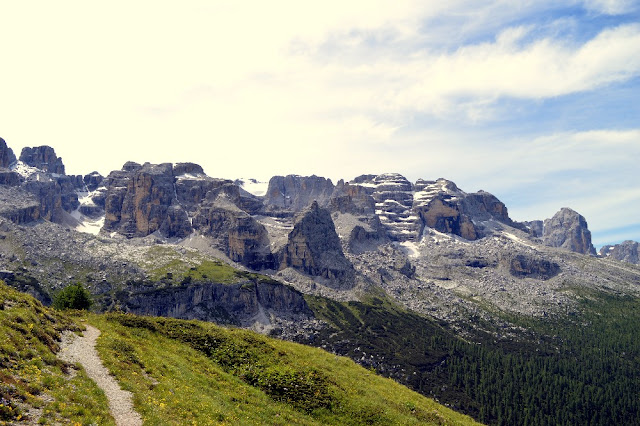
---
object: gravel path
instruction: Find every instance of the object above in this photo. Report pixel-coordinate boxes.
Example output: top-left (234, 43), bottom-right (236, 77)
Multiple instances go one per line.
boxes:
top-left (58, 325), bottom-right (143, 426)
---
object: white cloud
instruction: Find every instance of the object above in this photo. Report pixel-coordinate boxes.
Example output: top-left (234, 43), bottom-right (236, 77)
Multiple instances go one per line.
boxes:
top-left (583, 0), bottom-right (637, 14)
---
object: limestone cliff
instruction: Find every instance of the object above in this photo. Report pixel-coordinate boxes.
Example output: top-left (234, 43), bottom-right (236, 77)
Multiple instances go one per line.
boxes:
top-left (543, 208), bottom-right (596, 255)
top-left (599, 240), bottom-right (639, 264)
top-left (0, 138), bottom-right (16, 168)
top-left (121, 278), bottom-right (312, 326)
top-left (280, 201), bottom-right (354, 287)
top-left (265, 175), bottom-right (335, 212)
top-left (103, 162), bottom-right (192, 238)
top-left (193, 194), bottom-right (275, 270)
top-left (19, 145), bottom-right (65, 175)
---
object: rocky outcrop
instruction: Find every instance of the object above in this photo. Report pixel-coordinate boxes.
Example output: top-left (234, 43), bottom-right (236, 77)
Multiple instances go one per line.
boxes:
top-left (330, 180), bottom-right (376, 215)
top-left (103, 162), bottom-right (192, 238)
top-left (417, 196), bottom-right (477, 241)
top-left (281, 201), bottom-right (354, 286)
top-left (502, 253), bottom-right (560, 280)
top-left (159, 205), bottom-right (192, 239)
top-left (193, 194), bottom-right (275, 270)
top-left (0, 138), bottom-right (16, 168)
top-left (599, 241), bottom-right (639, 264)
top-left (462, 191), bottom-right (517, 226)
top-left (0, 168), bottom-right (21, 186)
top-left (348, 174), bottom-right (420, 241)
top-left (122, 279), bottom-right (312, 326)
top-left (0, 186), bottom-right (40, 224)
top-left (83, 172), bottom-right (104, 192)
top-left (22, 175), bottom-right (64, 222)
top-left (265, 175), bottom-right (334, 211)
top-left (543, 208), bottom-right (596, 255)
top-left (19, 146), bottom-right (65, 175)
top-left (524, 220), bottom-right (544, 238)
top-left (56, 175), bottom-right (82, 212)
top-left (173, 162), bottom-right (204, 176)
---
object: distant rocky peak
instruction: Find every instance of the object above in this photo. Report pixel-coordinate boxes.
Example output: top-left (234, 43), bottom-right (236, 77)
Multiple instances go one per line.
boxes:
top-left (265, 174), bottom-right (335, 211)
top-left (282, 200), bottom-right (355, 286)
top-left (19, 146), bottom-right (65, 175)
top-left (413, 178), bottom-right (465, 209)
top-left (599, 240), bottom-right (639, 264)
top-left (173, 162), bottom-right (205, 177)
top-left (0, 137), bottom-right (16, 168)
top-left (543, 207), bottom-right (597, 255)
top-left (121, 161), bottom-right (142, 172)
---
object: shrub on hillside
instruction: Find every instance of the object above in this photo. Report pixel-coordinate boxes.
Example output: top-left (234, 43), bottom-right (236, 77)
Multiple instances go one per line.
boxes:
top-left (52, 283), bottom-right (93, 311)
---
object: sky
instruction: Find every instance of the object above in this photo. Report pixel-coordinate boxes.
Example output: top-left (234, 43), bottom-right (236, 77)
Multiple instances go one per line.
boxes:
top-left (0, 1), bottom-right (639, 248)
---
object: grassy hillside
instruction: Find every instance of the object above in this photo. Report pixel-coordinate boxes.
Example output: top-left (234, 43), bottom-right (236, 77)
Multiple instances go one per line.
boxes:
top-left (0, 281), bottom-right (480, 425)
top-left (0, 281), bottom-right (113, 425)
top-left (90, 312), bottom-right (480, 425)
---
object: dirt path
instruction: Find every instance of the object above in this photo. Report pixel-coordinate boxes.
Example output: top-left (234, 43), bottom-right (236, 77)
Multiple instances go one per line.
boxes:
top-left (58, 325), bottom-right (143, 426)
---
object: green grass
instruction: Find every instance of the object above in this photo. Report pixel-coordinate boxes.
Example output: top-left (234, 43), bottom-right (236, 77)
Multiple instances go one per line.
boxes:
top-left (138, 246), bottom-right (241, 284)
top-left (0, 281), bottom-right (114, 425)
top-left (90, 312), bottom-right (481, 425)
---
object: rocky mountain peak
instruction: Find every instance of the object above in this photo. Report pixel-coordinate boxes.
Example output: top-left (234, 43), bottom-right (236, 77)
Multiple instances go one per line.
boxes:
top-left (281, 200), bottom-right (354, 287)
top-left (173, 162), bottom-right (205, 177)
top-left (0, 137), bottom-right (16, 168)
top-left (19, 145), bottom-right (65, 175)
top-left (543, 207), bottom-right (596, 255)
top-left (599, 240), bottom-right (639, 264)
top-left (265, 174), bottom-right (335, 211)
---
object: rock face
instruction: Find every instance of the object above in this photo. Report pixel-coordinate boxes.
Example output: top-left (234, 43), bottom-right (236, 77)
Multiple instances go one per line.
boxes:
top-left (0, 187), bottom-right (40, 224)
top-left (600, 241), bottom-right (639, 264)
top-left (121, 279), bottom-right (312, 326)
top-left (83, 172), bottom-right (104, 191)
top-left (330, 180), bottom-right (377, 215)
top-left (543, 208), bottom-right (597, 255)
top-left (0, 138), bottom-right (16, 168)
top-left (265, 175), bottom-right (335, 211)
top-left (502, 253), bottom-right (560, 280)
top-left (0, 168), bottom-right (21, 186)
top-left (193, 194), bottom-right (275, 270)
top-left (281, 201), bottom-right (354, 286)
top-left (19, 146), bottom-right (65, 175)
top-left (103, 163), bottom-right (192, 238)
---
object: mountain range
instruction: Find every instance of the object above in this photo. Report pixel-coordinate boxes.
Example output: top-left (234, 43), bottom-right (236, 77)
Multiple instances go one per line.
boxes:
top-left (1, 137), bottom-right (640, 425)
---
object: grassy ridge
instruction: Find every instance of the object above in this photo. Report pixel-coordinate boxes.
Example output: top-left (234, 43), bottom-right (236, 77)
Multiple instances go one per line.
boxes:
top-left (90, 312), bottom-right (481, 425)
